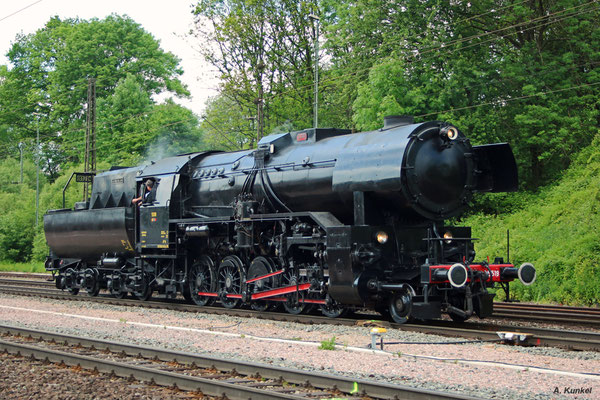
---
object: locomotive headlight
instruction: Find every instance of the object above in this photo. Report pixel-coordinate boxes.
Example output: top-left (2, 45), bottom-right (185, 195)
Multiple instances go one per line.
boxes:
top-left (376, 231), bottom-right (389, 244)
top-left (443, 231), bottom-right (453, 244)
top-left (440, 126), bottom-right (459, 141)
top-left (447, 127), bottom-right (458, 140)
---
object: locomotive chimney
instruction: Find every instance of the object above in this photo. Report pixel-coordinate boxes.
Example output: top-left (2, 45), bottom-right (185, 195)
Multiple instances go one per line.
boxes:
top-left (383, 115), bottom-right (414, 129)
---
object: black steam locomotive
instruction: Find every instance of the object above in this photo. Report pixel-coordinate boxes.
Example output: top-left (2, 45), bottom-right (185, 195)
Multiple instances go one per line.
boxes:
top-left (44, 116), bottom-right (536, 323)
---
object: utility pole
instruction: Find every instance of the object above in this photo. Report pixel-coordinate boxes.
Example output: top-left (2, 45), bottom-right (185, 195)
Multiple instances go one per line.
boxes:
top-left (309, 14), bottom-right (320, 129)
top-left (246, 116), bottom-right (256, 148)
top-left (18, 142), bottom-right (24, 184)
top-left (32, 113), bottom-right (40, 227)
top-left (256, 94), bottom-right (263, 143)
top-left (83, 78), bottom-right (96, 201)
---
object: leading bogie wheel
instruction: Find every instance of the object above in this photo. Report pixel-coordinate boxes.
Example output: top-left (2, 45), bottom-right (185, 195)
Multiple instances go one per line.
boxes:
top-left (389, 289), bottom-right (412, 324)
top-left (320, 297), bottom-right (347, 318)
top-left (189, 255), bottom-right (217, 306)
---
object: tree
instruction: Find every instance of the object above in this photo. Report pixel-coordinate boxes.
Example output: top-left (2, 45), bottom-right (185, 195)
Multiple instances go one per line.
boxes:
top-left (0, 158), bottom-right (38, 262)
top-left (193, 0), bottom-right (319, 140)
top-left (201, 94), bottom-right (254, 150)
top-left (346, 0), bottom-right (599, 189)
top-left (1, 14), bottom-right (190, 175)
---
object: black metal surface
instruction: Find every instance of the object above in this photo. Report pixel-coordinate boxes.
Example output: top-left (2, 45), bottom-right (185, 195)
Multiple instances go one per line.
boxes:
top-left (88, 167), bottom-right (140, 209)
top-left (473, 143), bottom-right (518, 192)
top-left (189, 121), bottom-right (500, 222)
top-left (44, 207), bottom-right (135, 260)
top-left (42, 117), bottom-right (523, 324)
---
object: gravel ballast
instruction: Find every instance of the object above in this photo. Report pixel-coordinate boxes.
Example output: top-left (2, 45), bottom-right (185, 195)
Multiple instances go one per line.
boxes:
top-left (0, 293), bottom-right (598, 399)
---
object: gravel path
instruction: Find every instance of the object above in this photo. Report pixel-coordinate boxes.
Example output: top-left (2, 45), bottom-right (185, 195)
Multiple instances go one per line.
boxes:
top-left (0, 293), bottom-right (598, 399)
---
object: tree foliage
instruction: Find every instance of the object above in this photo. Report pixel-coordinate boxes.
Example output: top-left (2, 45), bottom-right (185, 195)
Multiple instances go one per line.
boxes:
top-left (0, 14), bottom-right (191, 176)
top-left (193, 0), bottom-right (320, 141)
top-left (341, 0), bottom-right (600, 189)
top-left (0, 15), bottom-right (207, 262)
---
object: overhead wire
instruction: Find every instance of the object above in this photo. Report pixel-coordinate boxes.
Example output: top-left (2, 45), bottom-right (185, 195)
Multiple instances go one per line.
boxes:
top-left (416, 81), bottom-right (600, 118)
top-left (0, 0), bottom-right (44, 23)
top-left (262, 1), bottom-right (599, 103)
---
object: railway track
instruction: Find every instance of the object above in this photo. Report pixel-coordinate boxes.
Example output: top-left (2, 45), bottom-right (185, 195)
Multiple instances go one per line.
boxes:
top-left (3, 273), bottom-right (599, 325)
top-left (1, 283), bottom-right (599, 352)
top-left (0, 324), bottom-right (479, 400)
top-left (493, 302), bottom-right (600, 325)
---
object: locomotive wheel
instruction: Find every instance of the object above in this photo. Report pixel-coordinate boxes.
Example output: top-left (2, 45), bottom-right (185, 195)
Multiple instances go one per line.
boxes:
top-left (247, 257), bottom-right (278, 312)
top-left (134, 276), bottom-right (153, 301)
top-left (189, 256), bottom-right (216, 307)
top-left (389, 289), bottom-right (412, 324)
top-left (83, 268), bottom-right (100, 297)
top-left (320, 297), bottom-right (347, 318)
top-left (218, 256), bottom-right (244, 309)
top-left (281, 270), bottom-right (312, 315)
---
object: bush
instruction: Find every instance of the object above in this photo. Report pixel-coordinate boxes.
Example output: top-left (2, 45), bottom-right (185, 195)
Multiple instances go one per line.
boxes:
top-left (465, 133), bottom-right (600, 305)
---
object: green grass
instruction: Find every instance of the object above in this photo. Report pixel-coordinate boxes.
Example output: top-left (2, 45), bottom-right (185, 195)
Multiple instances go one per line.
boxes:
top-left (463, 135), bottom-right (600, 306)
top-left (318, 336), bottom-right (337, 350)
top-left (0, 262), bottom-right (47, 273)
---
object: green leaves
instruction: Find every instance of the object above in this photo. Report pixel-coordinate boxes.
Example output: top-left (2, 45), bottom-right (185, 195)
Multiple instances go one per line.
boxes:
top-left (1, 14), bottom-right (189, 172)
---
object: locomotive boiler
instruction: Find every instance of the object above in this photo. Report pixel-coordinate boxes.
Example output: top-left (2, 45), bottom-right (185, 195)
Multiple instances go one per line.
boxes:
top-left (44, 116), bottom-right (536, 323)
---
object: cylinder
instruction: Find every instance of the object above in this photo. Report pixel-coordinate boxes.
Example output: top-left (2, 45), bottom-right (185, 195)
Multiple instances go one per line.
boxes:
top-left (102, 257), bottom-right (125, 268)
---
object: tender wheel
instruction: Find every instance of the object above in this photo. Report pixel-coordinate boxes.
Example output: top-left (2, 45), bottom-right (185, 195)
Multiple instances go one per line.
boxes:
top-left (83, 268), bottom-right (100, 297)
top-left (281, 270), bottom-right (312, 315)
top-left (389, 289), bottom-right (412, 324)
top-left (134, 275), bottom-right (153, 301)
top-left (64, 268), bottom-right (79, 295)
top-left (218, 256), bottom-right (244, 309)
top-left (247, 256), bottom-right (278, 312)
top-left (189, 255), bottom-right (217, 306)
top-left (108, 273), bottom-right (126, 299)
top-left (320, 296), bottom-right (347, 318)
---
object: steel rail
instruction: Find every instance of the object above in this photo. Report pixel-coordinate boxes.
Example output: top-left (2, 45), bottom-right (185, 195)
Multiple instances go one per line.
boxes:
top-left (0, 278), bottom-right (55, 288)
top-left (0, 272), bottom-right (50, 279)
top-left (4, 275), bottom-right (600, 325)
top-left (495, 302), bottom-right (600, 314)
top-left (0, 325), bottom-right (479, 400)
top-left (1, 285), bottom-right (599, 351)
top-left (492, 303), bottom-right (600, 326)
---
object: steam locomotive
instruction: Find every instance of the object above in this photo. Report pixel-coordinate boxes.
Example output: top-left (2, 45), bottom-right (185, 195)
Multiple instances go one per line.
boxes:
top-left (44, 116), bottom-right (536, 323)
